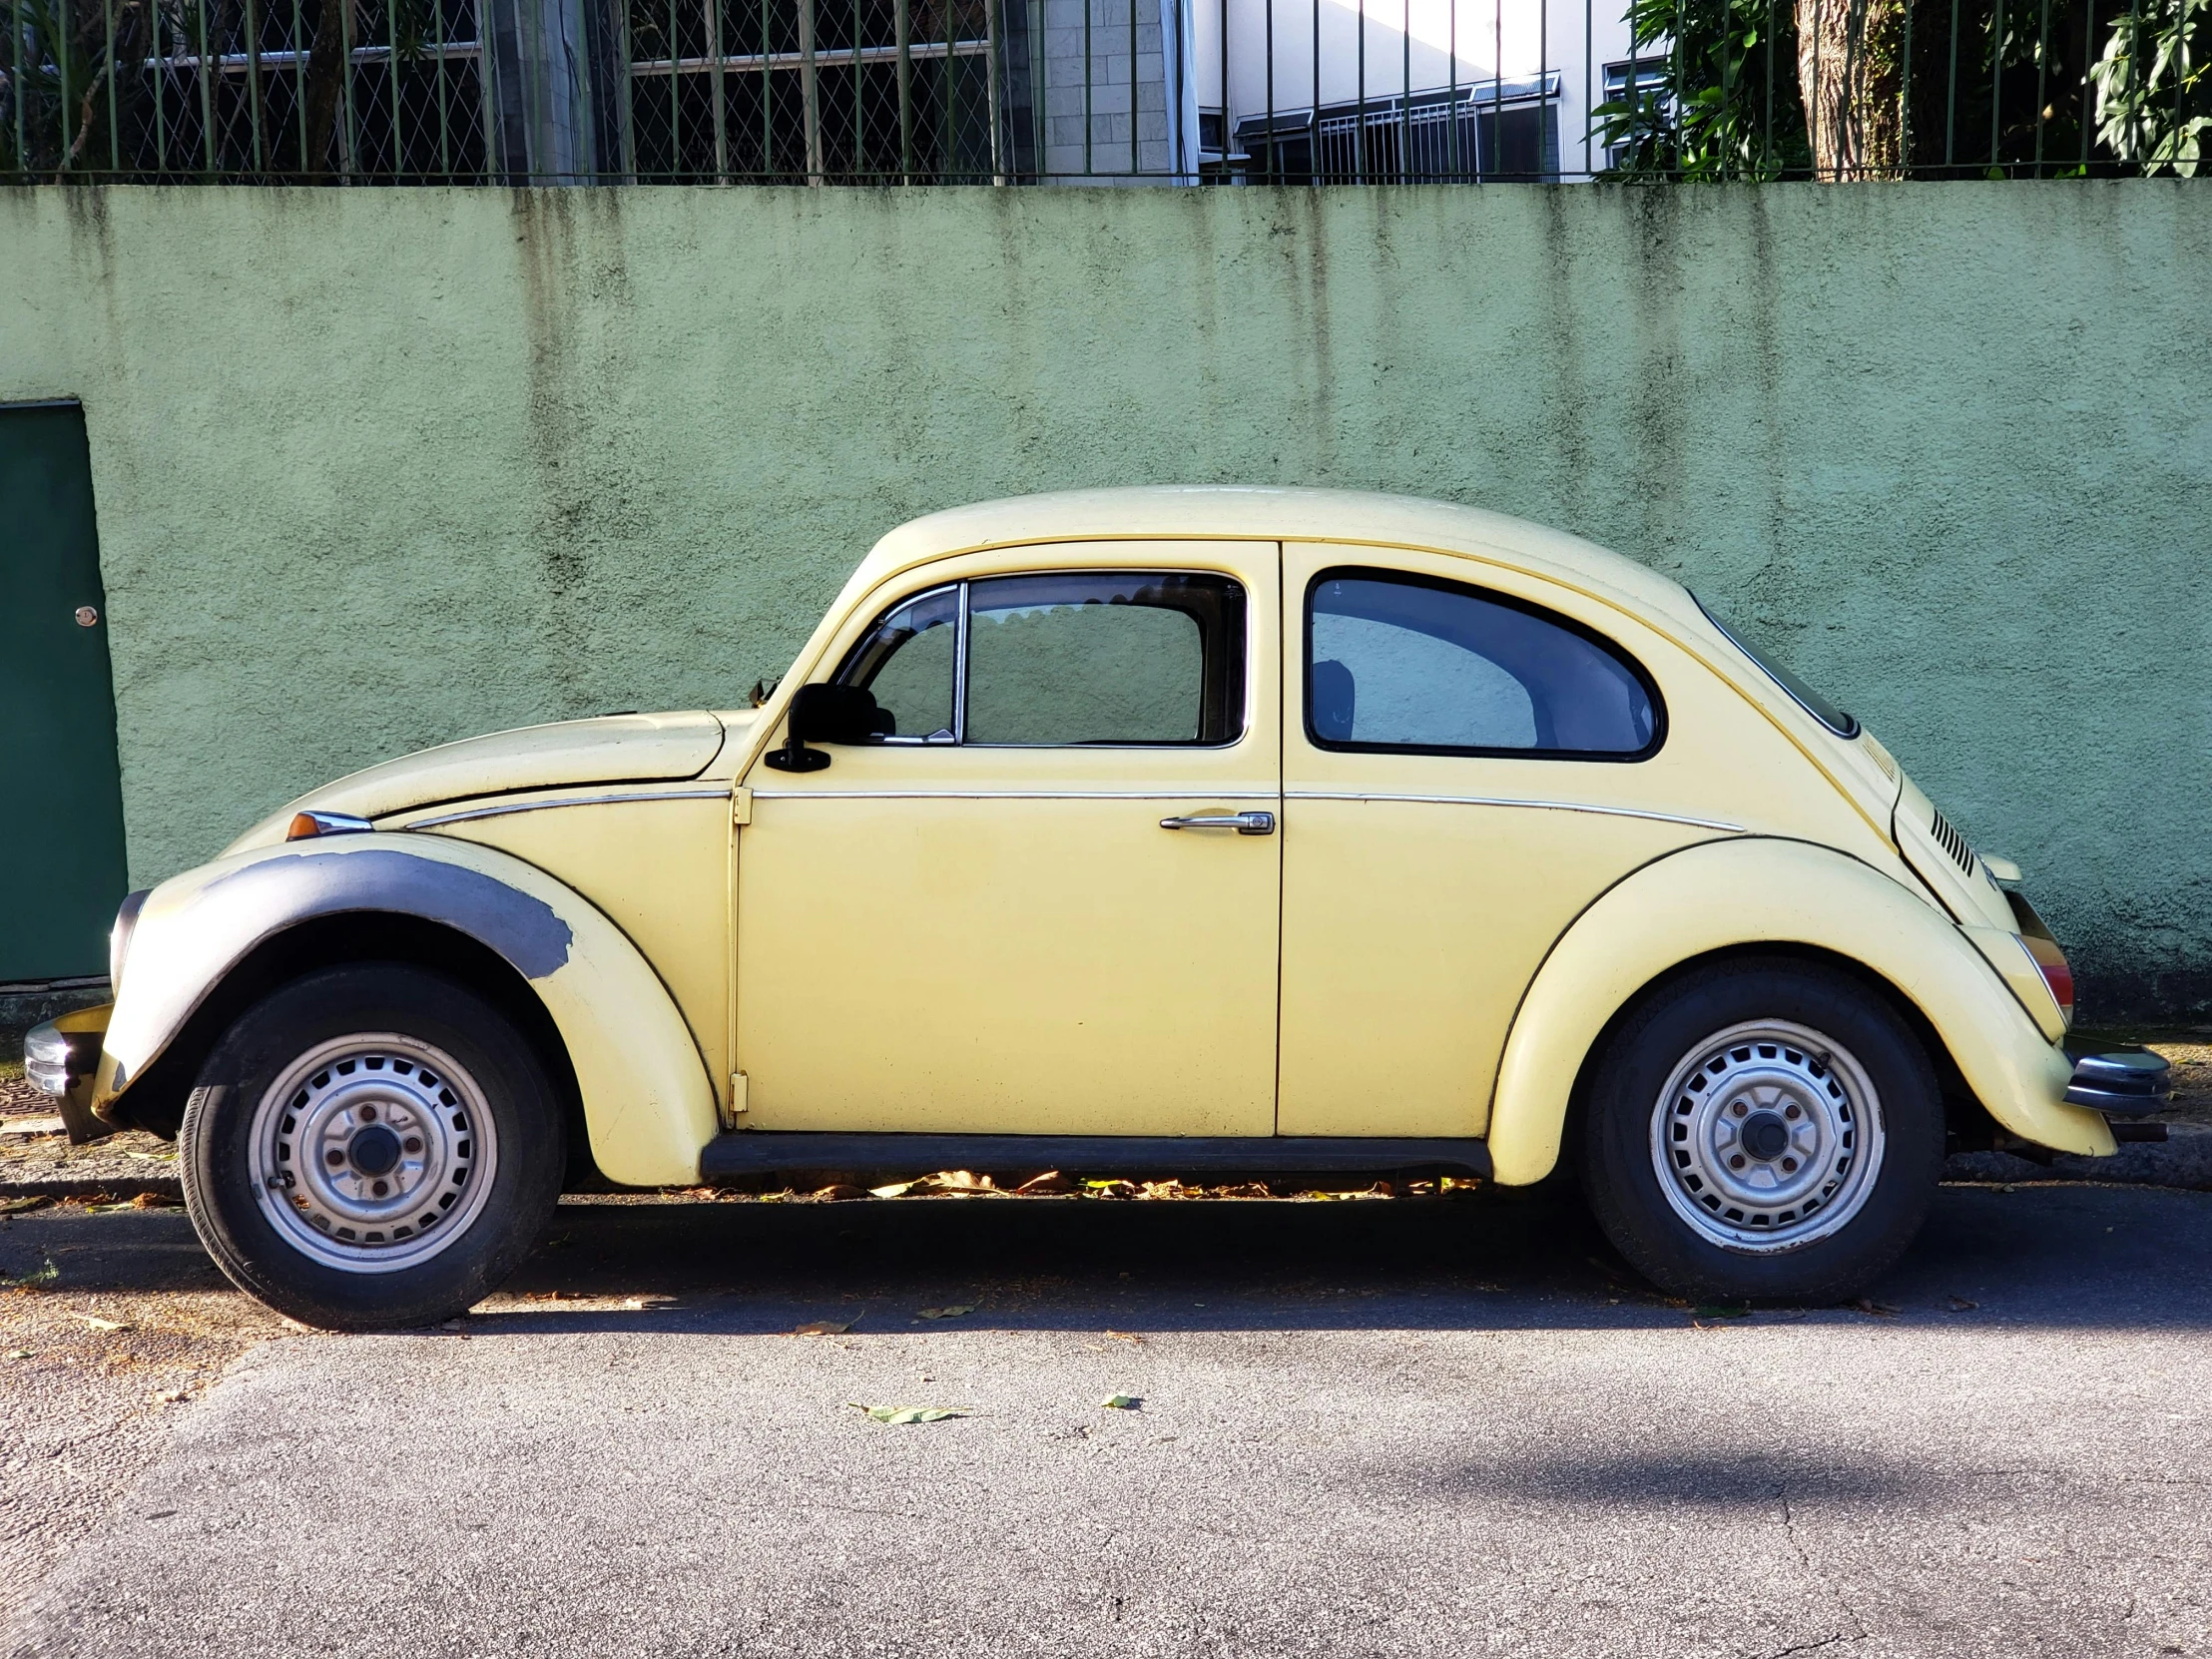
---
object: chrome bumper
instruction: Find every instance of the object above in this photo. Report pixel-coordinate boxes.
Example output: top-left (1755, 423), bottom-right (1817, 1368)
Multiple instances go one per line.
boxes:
top-left (22, 1015), bottom-right (114, 1144)
top-left (2063, 1048), bottom-right (2173, 1117)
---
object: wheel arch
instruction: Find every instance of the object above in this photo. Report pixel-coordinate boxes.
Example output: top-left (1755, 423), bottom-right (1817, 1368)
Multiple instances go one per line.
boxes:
top-left (95, 835), bottom-right (719, 1187)
top-left (1484, 837), bottom-right (2112, 1186)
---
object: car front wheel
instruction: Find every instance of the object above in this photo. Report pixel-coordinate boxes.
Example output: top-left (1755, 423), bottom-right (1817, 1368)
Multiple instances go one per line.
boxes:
top-left (180, 963), bottom-right (564, 1331)
top-left (1576, 957), bottom-right (1944, 1304)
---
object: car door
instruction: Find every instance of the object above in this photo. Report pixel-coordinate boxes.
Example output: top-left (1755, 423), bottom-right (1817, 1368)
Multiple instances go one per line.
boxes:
top-left (1277, 543), bottom-right (1724, 1139)
top-left (734, 543), bottom-right (1282, 1137)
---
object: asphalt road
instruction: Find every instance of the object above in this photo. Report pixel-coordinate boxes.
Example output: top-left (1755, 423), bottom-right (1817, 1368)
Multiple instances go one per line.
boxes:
top-left (7, 1181), bottom-right (2212, 1659)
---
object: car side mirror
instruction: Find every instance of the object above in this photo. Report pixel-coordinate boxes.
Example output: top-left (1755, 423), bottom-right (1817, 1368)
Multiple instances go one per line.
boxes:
top-left (764, 684), bottom-right (892, 773)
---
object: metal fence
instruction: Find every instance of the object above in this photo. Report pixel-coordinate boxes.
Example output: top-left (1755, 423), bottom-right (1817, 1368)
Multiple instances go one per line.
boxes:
top-left (2, 0), bottom-right (2205, 181)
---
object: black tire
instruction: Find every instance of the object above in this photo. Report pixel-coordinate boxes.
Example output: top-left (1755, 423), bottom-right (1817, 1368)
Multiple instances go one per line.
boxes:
top-left (180, 963), bottom-right (564, 1331)
top-left (1575, 956), bottom-right (1943, 1304)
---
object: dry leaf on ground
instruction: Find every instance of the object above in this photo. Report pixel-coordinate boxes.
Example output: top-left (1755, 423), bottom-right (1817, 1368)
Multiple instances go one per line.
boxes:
top-left (1100, 1393), bottom-right (1143, 1410)
top-left (1851, 1298), bottom-right (1902, 1318)
top-left (794, 1319), bottom-right (857, 1337)
top-left (1104, 1330), bottom-right (1144, 1344)
top-left (846, 1400), bottom-right (962, 1424)
top-left (915, 1306), bottom-right (973, 1320)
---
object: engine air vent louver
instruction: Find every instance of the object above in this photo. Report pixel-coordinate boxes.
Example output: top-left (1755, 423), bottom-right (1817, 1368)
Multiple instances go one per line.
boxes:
top-left (1929, 806), bottom-right (1974, 872)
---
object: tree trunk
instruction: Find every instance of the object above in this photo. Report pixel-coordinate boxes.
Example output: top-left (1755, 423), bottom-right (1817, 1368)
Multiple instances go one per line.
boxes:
top-left (299, 0), bottom-right (354, 176)
top-left (1796, 0), bottom-right (1910, 178)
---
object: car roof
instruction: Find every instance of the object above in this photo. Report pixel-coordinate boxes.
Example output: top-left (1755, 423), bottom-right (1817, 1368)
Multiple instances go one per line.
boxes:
top-left (857, 486), bottom-right (1702, 628)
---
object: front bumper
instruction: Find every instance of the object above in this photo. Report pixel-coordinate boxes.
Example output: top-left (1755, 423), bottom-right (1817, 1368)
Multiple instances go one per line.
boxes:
top-left (23, 1004), bottom-right (116, 1144)
top-left (2064, 1048), bottom-right (2172, 1117)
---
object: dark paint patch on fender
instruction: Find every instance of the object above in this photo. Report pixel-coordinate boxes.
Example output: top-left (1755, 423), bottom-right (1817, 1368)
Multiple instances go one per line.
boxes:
top-left (199, 847), bottom-right (575, 979)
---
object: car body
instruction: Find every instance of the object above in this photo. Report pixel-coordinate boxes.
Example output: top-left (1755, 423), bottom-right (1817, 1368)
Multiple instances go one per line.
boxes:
top-left (31, 487), bottom-right (2168, 1325)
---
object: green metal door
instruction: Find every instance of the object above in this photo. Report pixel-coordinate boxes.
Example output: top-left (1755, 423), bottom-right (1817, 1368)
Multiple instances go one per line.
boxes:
top-left (0, 402), bottom-right (129, 983)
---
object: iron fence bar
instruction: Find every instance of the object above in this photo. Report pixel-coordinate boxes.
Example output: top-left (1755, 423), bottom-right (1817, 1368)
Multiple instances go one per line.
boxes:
top-left (1354, 0), bottom-right (1364, 181)
top-left (945, 0), bottom-right (956, 180)
top-left (292, 0), bottom-right (306, 169)
top-left (107, 0), bottom-right (122, 170)
top-left (1451, 0), bottom-right (1463, 177)
top-left (1765, 0), bottom-right (1776, 173)
top-left (434, 0), bottom-right (448, 176)
top-left (197, 0), bottom-right (218, 173)
top-left (1264, 0), bottom-right (1274, 179)
top-left (2124, 0), bottom-right (2139, 157)
top-left (1989, 0), bottom-right (2002, 169)
top-left (1309, 0), bottom-right (1317, 178)
top-left (1900, 0), bottom-right (1913, 171)
top-left (800, 0), bottom-right (820, 181)
top-left (2033, 0), bottom-right (2049, 168)
top-left (56, 0), bottom-right (69, 173)
top-left (246, 0), bottom-right (265, 171)
top-left (712, 0), bottom-right (728, 182)
top-left (386, 0), bottom-right (401, 176)
top-left (341, 0), bottom-right (358, 176)
top-left (1400, 0), bottom-right (1408, 177)
top-left (897, 0), bottom-right (910, 179)
top-left (1537, 0), bottom-right (1545, 178)
top-left (1943, 0), bottom-right (1958, 163)
top-left (1128, 0), bottom-right (1137, 177)
top-left (9, 0), bottom-right (22, 173)
top-left (1080, 0), bottom-right (1090, 174)
top-left (987, 0), bottom-right (1000, 179)
top-left (1493, 0), bottom-right (1504, 180)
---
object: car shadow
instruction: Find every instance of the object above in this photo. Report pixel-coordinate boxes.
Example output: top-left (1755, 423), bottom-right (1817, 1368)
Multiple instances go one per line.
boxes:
top-left (6, 1181), bottom-right (2208, 1334)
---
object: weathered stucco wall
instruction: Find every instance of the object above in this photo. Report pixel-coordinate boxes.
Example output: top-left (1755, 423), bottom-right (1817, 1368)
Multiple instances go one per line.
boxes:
top-left (1, 183), bottom-right (2206, 1017)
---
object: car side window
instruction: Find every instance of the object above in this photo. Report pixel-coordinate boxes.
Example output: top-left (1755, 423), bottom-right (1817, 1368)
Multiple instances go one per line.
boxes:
top-left (1307, 569), bottom-right (1660, 759)
top-left (837, 572), bottom-right (1247, 747)
top-left (840, 585), bottom-right (958, 740)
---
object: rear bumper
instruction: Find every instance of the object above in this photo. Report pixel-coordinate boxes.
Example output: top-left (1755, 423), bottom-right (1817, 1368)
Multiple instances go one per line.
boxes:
top-left (2063, 1048), bottom-right (2172, 1117)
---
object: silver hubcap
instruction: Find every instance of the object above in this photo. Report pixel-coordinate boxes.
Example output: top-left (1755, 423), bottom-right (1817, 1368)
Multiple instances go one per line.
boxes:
top-left (248, 1034), bottom-right (499, 1274)
top-left (1648, 1019), bottom-right (1886, 1255)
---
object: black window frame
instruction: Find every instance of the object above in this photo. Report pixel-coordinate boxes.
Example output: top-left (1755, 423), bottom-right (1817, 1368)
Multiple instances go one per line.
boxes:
top-left (1302, 566), bottom-right (1667, 763)
top-left (834, 569), bottom-right (1251, 750)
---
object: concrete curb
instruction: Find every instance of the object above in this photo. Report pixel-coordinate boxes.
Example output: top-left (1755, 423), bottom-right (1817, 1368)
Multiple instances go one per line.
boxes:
top-left (1943, 1123), bottom-right (2212, 1192)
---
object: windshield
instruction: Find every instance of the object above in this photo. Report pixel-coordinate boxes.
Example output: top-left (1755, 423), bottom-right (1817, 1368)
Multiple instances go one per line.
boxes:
top-left (1692, 595), bottom-right (1860, 738)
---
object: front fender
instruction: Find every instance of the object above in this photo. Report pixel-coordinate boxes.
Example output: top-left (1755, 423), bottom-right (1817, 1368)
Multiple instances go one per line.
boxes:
top-left (97, 834), bottom-right (719, 1187)
top-left (1484, 837), bottom-right (2115, 1186)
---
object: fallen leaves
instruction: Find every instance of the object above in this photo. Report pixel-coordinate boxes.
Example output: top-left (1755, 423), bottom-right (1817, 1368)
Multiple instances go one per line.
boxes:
top-left (1100, 1394), bottom-right (1143, 1410)
top-left (1946, 1296), bottom-right (1980, 1312)
top-left (915, 1306), bottom-right (973, 1321)
top-left (0, 1195), bottom-right (52, 1215)
top-left (793, 1319), bottom-right (857, 1337)
top-left (1016, 1171), bottom-right (1073, 1194)
top-left (1850, 1298), bottom-right (1902, 1319)
top-left (811, 1185), bottom-right (868, 1202)
top-left (75, 1313), bottom-right (131, 1332)
top-left (1104, 1330), bottom-right (1145, 1344)
top-left (846, 1400), bottom-right (963, 1425)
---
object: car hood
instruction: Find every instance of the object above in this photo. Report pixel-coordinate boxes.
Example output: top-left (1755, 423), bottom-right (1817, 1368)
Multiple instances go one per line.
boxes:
top-left (226, 712), bottom-right (730, 853)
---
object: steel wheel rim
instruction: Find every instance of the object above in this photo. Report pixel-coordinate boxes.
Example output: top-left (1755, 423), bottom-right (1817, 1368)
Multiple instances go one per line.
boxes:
top-left (247, 1033), bottom-right (499, 1275)
top-left (1648, 1019), bottom-right (1887, 1255)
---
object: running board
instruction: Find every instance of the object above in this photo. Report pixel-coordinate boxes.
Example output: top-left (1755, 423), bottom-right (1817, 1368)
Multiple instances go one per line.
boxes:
top-left (697, 1132), bottom-right (1491, 1186)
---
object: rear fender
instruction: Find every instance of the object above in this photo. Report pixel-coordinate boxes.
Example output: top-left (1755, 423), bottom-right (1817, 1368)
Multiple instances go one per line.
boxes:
top-left (97, 834), bottom-right (718, 1187)
top-left (1484, 837), bottom-right (2114, 1186)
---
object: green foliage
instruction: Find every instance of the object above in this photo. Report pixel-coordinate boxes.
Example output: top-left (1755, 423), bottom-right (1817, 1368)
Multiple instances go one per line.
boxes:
top-left (2092, 0), bottom-right (2212, 175)
top-left (1592, 0), bottom-right (1813, 178)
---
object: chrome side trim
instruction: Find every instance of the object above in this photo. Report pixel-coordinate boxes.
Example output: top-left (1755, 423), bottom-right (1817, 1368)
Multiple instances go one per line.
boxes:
top-left (749, 789), bottom-right (1281, 803)
top-left (404, 789), bottom-right (732, 830)
top-left (1285, 791), bottom-right (1744, 833)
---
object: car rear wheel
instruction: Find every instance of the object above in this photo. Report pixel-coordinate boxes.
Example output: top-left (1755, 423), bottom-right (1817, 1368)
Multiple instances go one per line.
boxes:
top-left (1576, 957), bottom-right (1943, 1304)
top-left (180, 963), bottom-right (564, 1331)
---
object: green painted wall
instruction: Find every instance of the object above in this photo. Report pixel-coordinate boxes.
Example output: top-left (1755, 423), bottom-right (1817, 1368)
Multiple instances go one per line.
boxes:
top-left (1, 183), bottom-right (2205, 1017)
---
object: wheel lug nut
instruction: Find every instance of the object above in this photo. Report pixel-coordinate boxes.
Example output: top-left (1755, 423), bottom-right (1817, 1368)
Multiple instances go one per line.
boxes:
top-left (371, 1179), bottom-right (389, 1197)
top-left (1730, 1102), bottom-right (1747, 1117)
top-left (1781, 1158), bottom-right (1799, 1173)
top-left (1785, 1104), bottom-right (1802, 1120)
top-left (325, 1150), bottom-right (344, 1167)
top-left (404, 1137), bottom-right (423, 1154)
top-left (1729, 1155), bottom-right (1746, 1170)
top-left (359, 1105), bottom-right (377, 1123)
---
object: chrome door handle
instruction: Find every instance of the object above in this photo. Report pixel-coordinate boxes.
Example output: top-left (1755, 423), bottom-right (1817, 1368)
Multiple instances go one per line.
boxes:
top-left (1159, 811), bottom-right (1276, 835)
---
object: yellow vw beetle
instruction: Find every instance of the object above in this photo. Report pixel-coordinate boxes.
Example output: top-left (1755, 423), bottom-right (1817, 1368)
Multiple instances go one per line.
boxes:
top-left (29, 488), bottom-right (2167, 1328)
